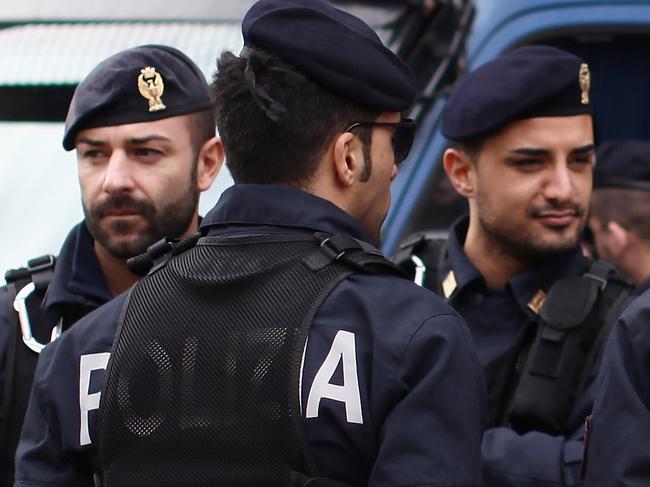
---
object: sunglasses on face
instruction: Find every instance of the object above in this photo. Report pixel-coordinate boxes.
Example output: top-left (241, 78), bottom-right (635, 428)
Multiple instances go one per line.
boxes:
top-left (344, 118), bottom-right (417, 165)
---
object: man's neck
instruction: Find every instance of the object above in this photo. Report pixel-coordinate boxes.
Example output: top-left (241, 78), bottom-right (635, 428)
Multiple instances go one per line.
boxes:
top-left (93, 243), bottom-right (139, 297)
top-left (463, 219), bottom-right (531, 289)
top-left (622, 245), bottom-right (650, 286)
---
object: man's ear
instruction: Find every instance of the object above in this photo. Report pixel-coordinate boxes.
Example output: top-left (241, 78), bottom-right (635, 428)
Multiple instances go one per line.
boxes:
top-left (332, 132), bottom-right (363, 187)
top-left (196, 136), bottom-right (224, 192)
top-left (443, 148), bottom-right (475, 198)
top-left (605, 221), bottom-right (630, 257)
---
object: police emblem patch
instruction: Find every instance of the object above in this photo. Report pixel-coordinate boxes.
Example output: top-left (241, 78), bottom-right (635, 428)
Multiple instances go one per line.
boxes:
top-left (527, 289), bottom-right (546, 315)
top-left (138, 66), bottom-right (166, 112)
top-left (442, 270), bottom-right (457, 299)
top-left (579, 63), bottom-right (590, 105)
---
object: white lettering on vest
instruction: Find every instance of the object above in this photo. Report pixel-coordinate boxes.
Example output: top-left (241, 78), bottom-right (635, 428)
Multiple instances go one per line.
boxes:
top-left (305, 330), bottom-right (363, 424)
top-left (79, 352), bottom-right (110, 446)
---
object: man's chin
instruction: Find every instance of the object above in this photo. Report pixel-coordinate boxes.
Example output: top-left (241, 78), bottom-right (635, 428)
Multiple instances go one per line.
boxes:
top-left (101, 215), bottom-right (148, 235)
top-left (100, 235), bottom-right (156, 260)
top-left (530, 236), bottom-right (580, 257)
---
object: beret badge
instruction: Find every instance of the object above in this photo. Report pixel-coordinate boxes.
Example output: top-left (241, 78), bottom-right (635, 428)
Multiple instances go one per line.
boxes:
top-left (579, 63), bottom-right (590, 105)
top-left (138, 66), bottom-right (166, 112)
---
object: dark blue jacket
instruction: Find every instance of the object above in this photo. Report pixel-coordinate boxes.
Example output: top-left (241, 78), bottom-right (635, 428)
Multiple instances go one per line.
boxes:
top-left (0, 223), bottom-right (111, 486)
top-left (442, 218), bottom-right (596, 487)
top-left (15, 185), bottom-right (486, 487)
top-left (584, 290), bottom-right (650, 486)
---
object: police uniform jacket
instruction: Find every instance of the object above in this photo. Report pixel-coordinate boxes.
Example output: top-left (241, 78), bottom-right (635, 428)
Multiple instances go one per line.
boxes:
top-left (15, 185), bottom-right (487, 487)
top-left (584, 290), bottom-right (650, 486)
top-left (443, 217), bottom-right (596, 487)
top-left (0, 223), bottom-right (112, 485)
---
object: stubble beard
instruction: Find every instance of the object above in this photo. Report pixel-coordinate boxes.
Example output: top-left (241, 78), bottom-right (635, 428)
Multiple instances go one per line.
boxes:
top-left (476, 202), bottom-right (586, 264)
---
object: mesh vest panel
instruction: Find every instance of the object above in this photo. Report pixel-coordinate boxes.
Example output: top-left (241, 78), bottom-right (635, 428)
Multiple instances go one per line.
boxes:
top-left (99, 235), bottom-right (353, 487)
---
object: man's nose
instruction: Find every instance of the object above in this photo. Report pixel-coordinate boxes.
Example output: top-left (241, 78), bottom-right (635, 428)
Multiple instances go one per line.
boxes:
top-left (544, 162), bottom-right (573, 202)
top-left (102, 151), bottom-right (135, 194)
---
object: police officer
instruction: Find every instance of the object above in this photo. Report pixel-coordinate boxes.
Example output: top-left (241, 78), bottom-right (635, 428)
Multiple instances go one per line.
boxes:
top-left (589, 140), bottom-right (650, 297)
top-left (398, 45), bottom-right (631, 486)
top-left (15, 1), bottom-right (486, 486)
top-left (583, 276), bottom-right (650, 485)
top-left (2, 45), bottom-right (222, 485)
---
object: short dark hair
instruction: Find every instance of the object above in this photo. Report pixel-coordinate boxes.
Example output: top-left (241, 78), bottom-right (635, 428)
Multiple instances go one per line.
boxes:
top-left (187, 107), bottom-right (217, 153)
top-left (448, 138), bottom-right (485, 161)
top-left (212, 48), bottom-right (380, 186)
top-left (591, 188), bottom-right (650, 241)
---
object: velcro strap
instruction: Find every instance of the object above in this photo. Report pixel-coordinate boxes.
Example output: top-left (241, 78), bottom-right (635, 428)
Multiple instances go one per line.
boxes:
top-left (304, 233), bottom-right (405, 278)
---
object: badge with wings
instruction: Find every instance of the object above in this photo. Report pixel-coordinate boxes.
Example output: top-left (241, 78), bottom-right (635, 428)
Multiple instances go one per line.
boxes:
top-left (138, 66), bottom-right (166, 112)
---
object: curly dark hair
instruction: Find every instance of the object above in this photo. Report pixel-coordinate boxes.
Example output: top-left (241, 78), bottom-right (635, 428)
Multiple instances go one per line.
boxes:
top-left (212, 48), bottom-right (380, 186)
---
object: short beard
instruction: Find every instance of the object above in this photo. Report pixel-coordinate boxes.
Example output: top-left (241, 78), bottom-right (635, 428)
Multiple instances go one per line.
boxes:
top-left (477, 201), bottom-right (586, 263)
top-left (84, 171), bottom-right (198, 260)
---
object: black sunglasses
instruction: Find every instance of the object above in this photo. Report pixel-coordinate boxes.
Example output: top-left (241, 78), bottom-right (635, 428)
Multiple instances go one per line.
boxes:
top-left (344, 118), bottom-right (417, 165)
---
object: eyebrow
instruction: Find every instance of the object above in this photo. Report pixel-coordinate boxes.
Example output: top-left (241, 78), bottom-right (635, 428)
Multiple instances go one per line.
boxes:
top-left (126, 135), bottom-right (172, 145)
top-left (76, 137), bottom-right (105, 147)
top-left (76, 134), bottom-right (172, 147)
top-left (569, 144), bottom-right (595, 155)
top-left (508, 144), bottom-right (595, 157)
top-left (509, 147), bottom-right (551, 157)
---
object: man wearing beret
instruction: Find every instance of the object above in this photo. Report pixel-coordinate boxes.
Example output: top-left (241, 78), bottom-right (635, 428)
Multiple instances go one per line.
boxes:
top-left (401, 45), bottom-right (632, 486)
top-left (14, 1), bottom-right (486, 486)
top-left (9, 44), bottom-right (223, 485)
top-left (589, 140), bottom-right (650, 297)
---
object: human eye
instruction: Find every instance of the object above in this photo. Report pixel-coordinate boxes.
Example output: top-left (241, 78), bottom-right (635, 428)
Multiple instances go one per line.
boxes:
top-left (132, 147), bottom-right (164, 162)
top-left (79, 149), bottom-right (108, 163)
top-left (571, 153), bottom-right (594, 166)
top-left (510, 158), bottom-right (544, 171)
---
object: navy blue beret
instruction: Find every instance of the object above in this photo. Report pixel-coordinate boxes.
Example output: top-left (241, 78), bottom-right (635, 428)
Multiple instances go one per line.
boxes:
top-left (63, 45), bottom-right (212, 151)
top-left (595, 140), bottom-right (650, 191)
top-left (442, 45), bottom-right (592, 141)
top-left (241, 0), bottom-right (415, 112)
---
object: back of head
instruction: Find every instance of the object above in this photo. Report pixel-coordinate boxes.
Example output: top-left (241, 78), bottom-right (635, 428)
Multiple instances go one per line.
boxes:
top-left (594, 140), bottom-right (650, 191)
top-left (442, 44), bottom-right (592, 147)
top-left (592, 140), bottom-right (650, 240)
top-left (213, 0), bottom-right (415, 186)
top-left (63, 44), bottom-right (214, 151)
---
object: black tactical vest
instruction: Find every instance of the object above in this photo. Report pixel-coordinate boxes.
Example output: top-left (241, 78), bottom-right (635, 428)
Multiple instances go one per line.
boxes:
top-left (98, 233), bottom-right (402, 487)
top-left (394, 232), bottom-right (632, 435)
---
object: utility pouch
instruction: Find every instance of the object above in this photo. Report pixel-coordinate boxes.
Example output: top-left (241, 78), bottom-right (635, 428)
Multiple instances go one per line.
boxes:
top-left (507, 261), bottom-right (631, 435)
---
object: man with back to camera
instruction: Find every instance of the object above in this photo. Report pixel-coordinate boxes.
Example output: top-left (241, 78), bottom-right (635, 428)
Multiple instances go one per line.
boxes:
top-left (589, 140), bottom-right (650, 298)
top-left (14, 1), bottom-right (486, 486)
top-left (397, 45), bottom-right (632, 486)
top-left (0, 44), bottom-right (222, 485)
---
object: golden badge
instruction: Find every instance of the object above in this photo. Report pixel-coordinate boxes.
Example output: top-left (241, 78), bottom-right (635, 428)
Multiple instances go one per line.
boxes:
top-left (527, 289), bottom-right (546, 315)
top-left (579, 63), bottom-right (590, 105)
top-left (442, 270), bottom-right (458, 299)
top-left (138, 66), bottom-right (166, 112)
